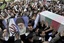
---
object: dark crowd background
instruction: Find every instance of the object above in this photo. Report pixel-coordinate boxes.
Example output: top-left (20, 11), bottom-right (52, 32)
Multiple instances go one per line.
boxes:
top-left (0, 0), bottom-right (64, 43)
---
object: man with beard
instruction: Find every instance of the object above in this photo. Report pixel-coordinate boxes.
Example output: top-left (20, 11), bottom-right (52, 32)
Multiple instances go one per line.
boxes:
top-left (16, 17), bottom-right (26, 43)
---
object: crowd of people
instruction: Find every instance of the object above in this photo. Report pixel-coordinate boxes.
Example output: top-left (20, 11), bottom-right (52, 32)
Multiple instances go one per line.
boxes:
top-left (0, 0), bottom-right (64, 43)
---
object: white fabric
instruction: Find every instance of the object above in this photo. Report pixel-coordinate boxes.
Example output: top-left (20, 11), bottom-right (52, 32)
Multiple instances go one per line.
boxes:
top-left (9, 28), bottom-right (15, 36)
top-left (15, 13), bottom-right (18, 18)
top-left (58, 25), bottom-right (64, 32)
top-left (25, 32), bottom-right (29, 36)
top-left (39, 37), bottom-right (42, 40)
top-left (48, 37), bottom-right (52, 42)
top-left (4, 37), bottom-right (9, 41)
top-left (14, 5), bottom-right (18, 11)
top-left (29, 11), bottom-right (32, 17)
top-left (24, 8), bottom-right (27, 12)
top-left (19, 26), bottom-right (26, 35)
top-left (9, 18), bottom-right (16, 27)
top-left (48, 33), bottom-right (52, 35)
top-left (33, 14), bottom-right (39, 28)
top-left (46, 0), bottom-right (51, 1)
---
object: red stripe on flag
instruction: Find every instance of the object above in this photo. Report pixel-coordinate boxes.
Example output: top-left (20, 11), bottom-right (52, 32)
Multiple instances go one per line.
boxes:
top-left (51, 20), bottom-right (60, 31)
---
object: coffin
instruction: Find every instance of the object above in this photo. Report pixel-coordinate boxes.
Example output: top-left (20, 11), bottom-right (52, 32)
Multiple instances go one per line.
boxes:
top-left (40, 11), bottom-right (64, 32)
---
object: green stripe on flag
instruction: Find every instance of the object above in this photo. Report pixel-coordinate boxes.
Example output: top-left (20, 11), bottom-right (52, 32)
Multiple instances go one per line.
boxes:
top-left (45, 17), bottom-right (52, 26)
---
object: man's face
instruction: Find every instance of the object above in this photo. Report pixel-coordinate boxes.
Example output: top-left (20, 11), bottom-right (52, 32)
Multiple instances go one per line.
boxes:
top-left (60, 31), bottom-right (64, 37)
top-left (18, 23), bottom-right (24, 29)
top-left (28, 25), bottom-right (33, 31)
top-left (40, 31), bottom-right (45, 37)
top-left (35, 28), bottom-right (39, 33)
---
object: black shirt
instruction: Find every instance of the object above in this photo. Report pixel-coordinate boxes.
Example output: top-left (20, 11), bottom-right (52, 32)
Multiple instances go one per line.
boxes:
top-left (15, 39), bottom-right (21, 43)
top-left (40, 24), bottom-right (46, 31)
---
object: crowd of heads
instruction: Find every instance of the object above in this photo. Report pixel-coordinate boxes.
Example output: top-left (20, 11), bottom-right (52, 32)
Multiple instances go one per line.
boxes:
top-left (0, 0), bottom-right (64, 43)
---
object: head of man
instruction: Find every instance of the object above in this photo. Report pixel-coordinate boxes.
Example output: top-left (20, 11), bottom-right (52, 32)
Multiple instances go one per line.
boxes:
top-left (60, 31), bottom-right (64, 37)
top-left (28, 23), bottom-right (33, 32)
top-left (16, 17), bottom-right (25, 29)
top-left (39, 30), bottom-right (46, 37)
